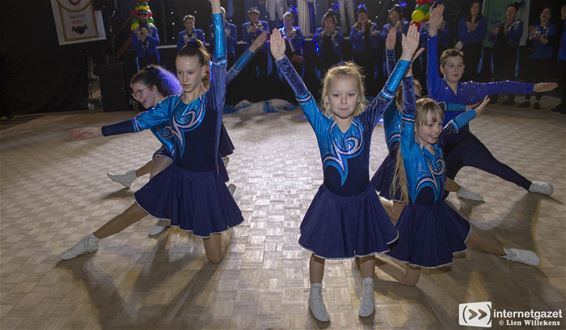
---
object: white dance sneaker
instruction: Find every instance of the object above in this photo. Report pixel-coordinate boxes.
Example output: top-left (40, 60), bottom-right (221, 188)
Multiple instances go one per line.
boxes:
top-left (528, 181), bottom-right (553, 196)
top-left (222, 156), bottom-right (230, 167)
top-left (228, 184), bottom-right (236, 196)
top-left (60, 234), bottom-right (99, 260)
top-left (309, 283), bottom-right (330, 322)
top-left (107, 170), bottom-right (137, 188)
top-left (148, 219), bottom-right (170, 237)
top-left (359, 277), bottom-right (375, 317)
top-left (456, 187), bottom-right (484, 202)
top-left (501, 248), bottom-right (540, 266)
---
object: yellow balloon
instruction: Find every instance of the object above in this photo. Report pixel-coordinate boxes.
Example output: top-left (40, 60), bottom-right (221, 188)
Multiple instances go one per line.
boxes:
top-left (411, 9), bottom-right (425, 23)
top-left (131, 22), bottom-right (140, 31)
top-left (425, 12), bottom-right (430, 21)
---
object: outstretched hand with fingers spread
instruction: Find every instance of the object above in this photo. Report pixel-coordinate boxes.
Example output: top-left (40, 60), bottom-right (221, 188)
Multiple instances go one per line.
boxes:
top-left (400, 24), bottom-right (420, 62)
top-left (270, 28), bottom-right (286, 61)
top-left (428, 4), bottom-right (445, 36)
top-left (474, 96), bottom-right (491, 115)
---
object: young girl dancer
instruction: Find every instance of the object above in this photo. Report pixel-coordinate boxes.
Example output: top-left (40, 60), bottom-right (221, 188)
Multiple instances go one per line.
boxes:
top-left (427, 5), bottom-right (558, 196)
top-left (271, 24), bottom-right (420, 321)
top-left (377, 69), bottom-right (539, 286)
top-left (107, 34), bottom-right (267, 236)
top-left (372, 27), bottom-right (482, 221)
top-left (61, 0), bottom-right (242, 264)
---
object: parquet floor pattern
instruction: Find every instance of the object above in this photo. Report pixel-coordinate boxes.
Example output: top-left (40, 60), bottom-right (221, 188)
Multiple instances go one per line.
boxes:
top-left (0, 101), bottom-right (564, 329)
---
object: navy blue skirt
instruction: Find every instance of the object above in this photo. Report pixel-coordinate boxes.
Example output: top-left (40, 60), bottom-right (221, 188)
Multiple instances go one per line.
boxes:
top-left (370, 151), bottom-right (402, 201)
top-left (152, 145), bottom-right (172, 160)
top-left (134, 165), bottom-right (243, 237)
top-left (219, 124), bottom-right (234, 157)
top-left (218, 155), bottom-right (229, 182)
top-left (299, 185), bottom-right (399, 259)
top-left (387, 201), bottom-right (471, 268)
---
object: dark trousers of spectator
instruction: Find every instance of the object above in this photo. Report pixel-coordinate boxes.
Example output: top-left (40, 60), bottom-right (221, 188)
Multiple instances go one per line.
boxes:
top-left (493, 46), bottom-right (518, 103)
top-left (523, 58), bottom-right (553, 103)
top-left (462, 43), bottom-right (482, 82)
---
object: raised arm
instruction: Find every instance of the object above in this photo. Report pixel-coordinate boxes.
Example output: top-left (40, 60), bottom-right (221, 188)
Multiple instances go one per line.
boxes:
top-left (271, 28), bottom-right (325, 130)
top-left (208, 0), bottom-right (228, 113)
top-left (227, 31), bottom-right (267, 83)
top-left (400, 75), bottom-right (416, 154)
top-left (364, 24), bottom-right (419, 127)
top-left (443, 96), bottom-right (489, 136)
top-left (426, 5), bottom-right (445, 99)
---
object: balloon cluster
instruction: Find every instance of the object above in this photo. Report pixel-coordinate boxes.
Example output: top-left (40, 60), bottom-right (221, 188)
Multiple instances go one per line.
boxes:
top-left (411, 0), bottom-right (434, 24)
top-left (130, 0), bottom-right (155, 31)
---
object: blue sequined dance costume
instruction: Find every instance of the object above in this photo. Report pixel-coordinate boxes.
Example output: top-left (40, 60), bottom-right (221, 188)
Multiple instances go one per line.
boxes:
top-left (427, 35), bottom-right (534, 191)
top-left (102, 13), bottom-right (243, 237)
top-left (276, 55), bottom-right (411, 259)
top-left (388, 76), bottom-right (480, 268)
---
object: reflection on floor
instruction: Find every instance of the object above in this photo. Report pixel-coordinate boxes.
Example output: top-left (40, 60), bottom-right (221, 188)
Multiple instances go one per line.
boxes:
top-left (1, 99), bottom-right (564, 329)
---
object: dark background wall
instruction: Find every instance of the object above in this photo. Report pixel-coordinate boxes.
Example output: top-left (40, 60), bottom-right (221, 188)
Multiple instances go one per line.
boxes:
top-left (0, 0), bottom-right (563, 115)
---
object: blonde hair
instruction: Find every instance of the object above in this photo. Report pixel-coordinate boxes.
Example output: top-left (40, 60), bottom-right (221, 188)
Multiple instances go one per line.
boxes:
top-left (440, 48), bottom-right (465, 67)
top-left (320, 62), bottom-right (366, 117)
top-left (391, 97), bottom-right (444, 202)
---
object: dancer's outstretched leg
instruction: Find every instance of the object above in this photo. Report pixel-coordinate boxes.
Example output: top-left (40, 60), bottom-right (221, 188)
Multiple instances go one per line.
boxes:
top-left (60, 203), bottom-right (149, 260)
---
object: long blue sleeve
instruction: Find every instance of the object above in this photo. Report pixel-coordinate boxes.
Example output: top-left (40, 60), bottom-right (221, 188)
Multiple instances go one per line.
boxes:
top-left (102, 97), bottom-right (175, 137)
top-left (275, 57), bottom-right (310, 101)
top-left (444, 102), bottom-right (466, 112)
top-left (101, 119), bottom-right (136, 136)
top-left (209, 13), bottom-right (228, 114)
top-left (443, 109), bottom-right (477, 135)
top-left (402, 76), bottom-right (416, 117)
top-left (275, 56), bottom-right (327, 133)
top-left (363, 59), bottom-right (410, 128)
top-left (227, 48), bottom-right (255, 84)
top-left (426, 35), bottom-right (442, 100)
top-left (212, 14), bottom-right (226, 62)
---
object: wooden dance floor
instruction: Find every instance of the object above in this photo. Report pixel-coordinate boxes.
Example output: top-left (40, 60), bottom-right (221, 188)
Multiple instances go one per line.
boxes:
top-left (1, 99), bottom-right (565, 329)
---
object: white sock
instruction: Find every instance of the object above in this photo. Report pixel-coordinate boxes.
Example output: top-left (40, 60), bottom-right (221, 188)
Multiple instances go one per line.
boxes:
top-left (309, 283), bottom-right (330, 322)
top-left (359, 277), bottom-right (375, 317)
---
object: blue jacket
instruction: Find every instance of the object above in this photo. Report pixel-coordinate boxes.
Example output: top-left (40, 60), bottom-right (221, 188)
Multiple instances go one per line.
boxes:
top-left (209, 21), bottom-right (237, 56)
top-left (242, 20), bottom-right (269, 50)
top-left (177, 28), bottom-right (205, 50)
top-left (350, 22), bottom-right (380, 53)
top-left (490, 20), bottom-right (523, 47)
top-left (529, 23), bottom-right (556, 60)
top-left (313, 27), bottom-right (343, 59)
top-left (131, 24), bottom-right (160, 61)
top-left (457, 16), bottom-right (487, 45)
